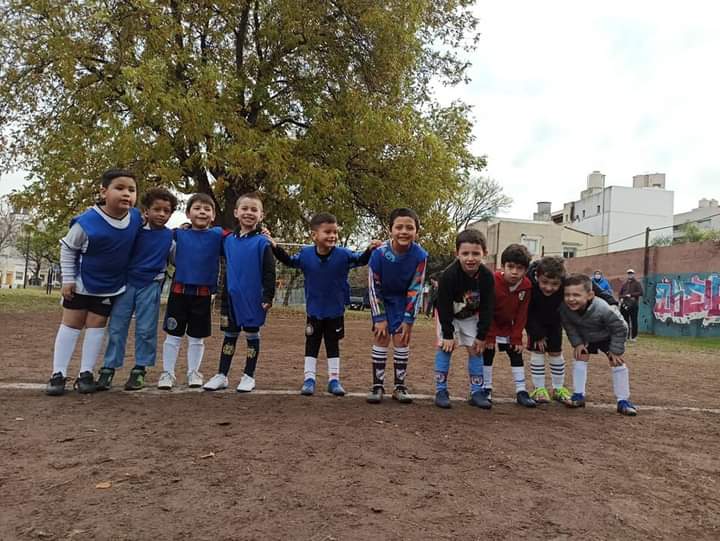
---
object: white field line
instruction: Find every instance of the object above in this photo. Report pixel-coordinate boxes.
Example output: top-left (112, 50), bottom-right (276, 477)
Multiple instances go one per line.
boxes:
top-left (2, 382), bottom-right (719, 414)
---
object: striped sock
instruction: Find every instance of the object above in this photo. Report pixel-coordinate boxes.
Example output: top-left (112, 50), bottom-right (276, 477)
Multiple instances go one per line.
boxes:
top-left (371, 345), bottom-right (388, 388)
top-left (530, 352), bottom-right (546, 389)
top-left (549, 355), bottom-right (566, 389)
top-left (393, 346), bottom-right (410, 387)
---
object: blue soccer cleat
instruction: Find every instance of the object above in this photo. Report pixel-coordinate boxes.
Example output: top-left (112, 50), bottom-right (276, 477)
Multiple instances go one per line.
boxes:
top-left (327, 379), bottom-right (346, 396)
top-left (570, 392), bottom-right (586, 408)
top-left (617, 399), bottom-right (638, 416)
top-left (300, 378), bottom-right (316, 396)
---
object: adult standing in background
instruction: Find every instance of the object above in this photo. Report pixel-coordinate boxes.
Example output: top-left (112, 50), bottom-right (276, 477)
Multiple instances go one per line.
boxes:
top-left (619, 269), bottom-right (643, 342)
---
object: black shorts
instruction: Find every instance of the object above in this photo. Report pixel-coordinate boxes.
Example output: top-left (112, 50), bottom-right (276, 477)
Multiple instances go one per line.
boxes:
top-left (220, 311), bottom-right (260, 335)
top-left (527, 324), bottom-right (563, 353)
top-left (586, 340), bottom-right (611, 355)
top-left (163, 292), bottom-right (212, 338)
top-left (62, 293), bottom-right (116, 317)
top-left (306, 316), bottom-right (345, 342)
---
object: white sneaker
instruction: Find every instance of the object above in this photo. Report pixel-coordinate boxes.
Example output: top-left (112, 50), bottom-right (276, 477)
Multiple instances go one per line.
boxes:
top-left (157, 371), bottom-right (176, 390)
top-left (203, 373), bottom-right (228, 391)
top-left (187, 370), bottom-right (203, 388)
top-left (236, 374), bottom-right (256, 392)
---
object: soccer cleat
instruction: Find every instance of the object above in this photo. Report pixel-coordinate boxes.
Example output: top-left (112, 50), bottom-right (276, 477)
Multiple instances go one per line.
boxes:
top-left (366, 385), bottom-right (384, 404)
top-left (157, 371), bottom-right (176, 390)
top-left (570, 392), bottom-right (586, 408)
top-left (530, 387), bottom-right (551, 404)
top-left (73, 371), bottom-right (97, 394)
top-left (617, 399), bottom-right (638, 416)
top-left (483, 388), bottom-right (493, 403)
top-left (203, 373), bottom-right (229, 391)
top-left (391, 385), bottom-right (413, 404)
top-left (468, 389), bottom-right (492, 409)
top-left (124, 367), bottom-right (146, 391)
top-left (327, 379), bottom-right (346, 396)
top-left (434, 389), bottom-right (452, 409)
top-left (552, 386), bottom-right (574, 407)
top-left (236, 374), bottom-right (256, 392)
top-left (46, 372), bottom-right (67, 396)
top-left (300, 378), bottom-right (316, 396)
top-left (516, 390), bottom-right (537, 408)
top-left (95, 367), bottom-right (115, 391)
top-left (187, 370), bottom-right (203, 388)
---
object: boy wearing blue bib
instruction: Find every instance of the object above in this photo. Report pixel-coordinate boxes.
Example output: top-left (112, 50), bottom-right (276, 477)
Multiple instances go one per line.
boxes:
top-left (95, 187), bottom-right (178, 391)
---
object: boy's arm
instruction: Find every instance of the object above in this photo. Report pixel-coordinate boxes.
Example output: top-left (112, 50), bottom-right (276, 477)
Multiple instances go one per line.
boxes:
top-left (261, 244), bottom-right (276, 305)
top-left (436, 271), bottom-right (456, 340)
top-left (368, 253), bottom-right (386, 323)
top-left (476, 270), bottom-right (495, 340)
top-left (560, 307), bottom-right (584, 348)
top-left (510, 287), bottom-right (531, 345)
top-left (350, 245), bottom-right (375, 268)
top-left (606, 305), bottom-right (628, 355)
top-left (403, 256), bottom-right (427, 324)
top-left (271, 244), bottom-right (301, 269)
top-left (59, 223), bottom-right (87, 285)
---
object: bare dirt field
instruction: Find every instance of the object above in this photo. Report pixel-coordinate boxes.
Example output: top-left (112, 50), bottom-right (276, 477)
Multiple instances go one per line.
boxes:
top-left (1, 307), bottom-right (719, 540)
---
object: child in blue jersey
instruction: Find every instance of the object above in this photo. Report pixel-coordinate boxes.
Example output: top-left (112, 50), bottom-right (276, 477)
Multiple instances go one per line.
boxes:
top-left (203, 192), bottom-right (276, 393)
top-left (265, 213), bottom-right (379, 396)
top-left (95, 187), bottom-right (178, 391)
top-left (367, 208), bottom-right (428, 404)
top-left (158, 193), bottom-right (226, 390)
top-left (46, 169), bottom-right (143, 396)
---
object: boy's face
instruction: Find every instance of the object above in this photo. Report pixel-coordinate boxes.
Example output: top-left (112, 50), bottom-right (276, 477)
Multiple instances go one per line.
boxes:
top-left (501, 262), bottom-right (527, 286)
top-left (456, 242), bottom-right (485, 275)
top-left (564, 284), bottom-right (594, 311)
top-left (234, 197), bottom-right (263, 230)
top-left (537, 274), bottom-right (563, 296)
top-left (145, 199), bottom-right (173, 229)
top-left (100, 176), bottom-right (137, 212)
top-left (311, 222), bottom-right (338, 251)
top-left (187, 201), bottom-right (215, 229)
top-left (390, 216), bottom-right (418, 249)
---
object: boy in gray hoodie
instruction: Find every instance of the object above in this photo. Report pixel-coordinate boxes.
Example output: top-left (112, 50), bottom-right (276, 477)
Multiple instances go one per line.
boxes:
top-left (560, 274), bottom-right (637, 416)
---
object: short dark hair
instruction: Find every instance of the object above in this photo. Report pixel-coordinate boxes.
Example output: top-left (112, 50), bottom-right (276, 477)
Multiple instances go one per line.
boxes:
top-left (186, 193), bottom-right (215, 212)
top-left (389, 207), bottom-right (420, 230)
top-left (564, 273), bottom-right (592, 292)
top-left (456, 229), bottom-right (487, 251)
top-left (500, 243), bottom-right (531, 268)
top-left (310, 212), bottom-right (337, 230)
top-left (536, 256), bottom-right (566, 280)
top-left (236, 191), bottom-right (263, 208)
top-left (142, 187), bottom-right (178, 212)
top-left (101, 168), bottom-right (136, 188)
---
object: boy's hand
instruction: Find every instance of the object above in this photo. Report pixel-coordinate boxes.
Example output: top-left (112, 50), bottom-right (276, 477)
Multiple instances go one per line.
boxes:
top-left (398, 322), bottom-right (413, 346)
top-left (368, 239), bottom-right (382, 250)
top-left (534, 338), bottom-right (547, 352)
top-left (511, 344), bottom-right (524, 354)
top-left (373, 320), bottom-right (388, 340)
top-left (607, 352), bottom-right (625, 366)
top-left (471, 339), bottom-right (485, 355)
top-left (261, 228), bottom-right (276, 247)
top-left (262, 303), bottom-right (271, 312)
top-left (61, 283), bottom-right (75, 302)
top-left (574, 344), bottom-right (589, 361)
top-left (440, 338), bottom-right (455, 353)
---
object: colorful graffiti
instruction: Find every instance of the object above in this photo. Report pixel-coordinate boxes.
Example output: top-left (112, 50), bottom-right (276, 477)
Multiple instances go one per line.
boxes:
top-left (653, 274), bottom-right (720, 326)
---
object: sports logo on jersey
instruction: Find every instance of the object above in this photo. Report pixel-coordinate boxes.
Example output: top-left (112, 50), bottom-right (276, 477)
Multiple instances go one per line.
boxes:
top-left (166, 317), bottom-right (178, 331)
top-left (305, 323), bottom-right (315, 336)
top-left (519, 291), bottom-right (526, 301)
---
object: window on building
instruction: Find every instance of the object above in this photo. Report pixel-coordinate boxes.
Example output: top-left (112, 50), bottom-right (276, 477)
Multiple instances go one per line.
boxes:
top-left (15, 272), bottom-right (23, 280)
top-left (522, 238), bottom-right (539, 255)
top-left (562, 247), bottom-right (577, 258)
top-left (597, 205), bottom-right (601, 214)
top-left (582, 209), bottom-right (586, 218)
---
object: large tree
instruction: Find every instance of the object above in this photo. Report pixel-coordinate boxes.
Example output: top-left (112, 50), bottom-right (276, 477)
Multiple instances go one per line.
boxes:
top-left (0, 0), bottom-right (485, 245)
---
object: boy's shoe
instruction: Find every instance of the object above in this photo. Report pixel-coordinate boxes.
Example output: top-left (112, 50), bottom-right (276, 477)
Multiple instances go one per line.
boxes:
top-left (617, 399), bottom-right (638, 416)
top-left (552, 386), bottom-right (574, 407)
top-left (300, 378), bottom-right (316, 396)
top-left (73, 371), bottom-right (97, 394)
top-left (530, 387), bottom-right (551, 404)
top-left (95, 367), bottom-right (115, 391)
top-left (157, 371), bottom-right (176, 390)
top-left (124, 367), bottom-right (146, 391)
top-left (46, 372), bottom-right (67, 396)
top-left (434, 389), bottom-right (451, 409)
top-left (570, 392), bottom-right (586, 408)
top-left (468, 389), bottom-right (492, 409)
top-left (236, 374), bottom-right (256, 392)
top-left (187, 370), bottom-right (203, 388)
top-left (366, 385), bottom-right (384, 404)
top-left (203, 373), bottom-right (229, 391)
top-left (392, 386), bottom-right (413, 404)
top-left (327, 379), bottom-right (346, 396)
top-left (516, 390), bottom-right (537, 408)
top-left (483, 388), bottom-right (493, 403)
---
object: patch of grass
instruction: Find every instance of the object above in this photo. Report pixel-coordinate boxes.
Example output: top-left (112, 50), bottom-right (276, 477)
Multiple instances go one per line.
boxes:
top-left (636, 333), bottom-right (720, 352)
top-left (0, 287), bottom-right (62, 313)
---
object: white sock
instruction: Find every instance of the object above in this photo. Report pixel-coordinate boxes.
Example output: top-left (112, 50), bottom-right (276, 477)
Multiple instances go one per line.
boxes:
top-left (612, 365), bottom-right (630, 401)
top-left (529, 352), bottom-right (545, 388)
top-left (573, 360), bottom-right (588, 395)
top-left (511, 366), bottom-right (527, 392)
top-left (328, 357), bottom-right (340, 381)
top-left (79, 327), bottom-right (106, 374)
top-left (483, 365), bottom-right (493, 389)
top-left (187, 336), bottom-right (205, 373)
top-left (304, 356), bottom-right (317, 380)
top-left (549, 355), bottom-right (566, 389)
top-left (52, 324), bottom-right (81, 376)
top-left (163, 335), bottom-right (182, 374)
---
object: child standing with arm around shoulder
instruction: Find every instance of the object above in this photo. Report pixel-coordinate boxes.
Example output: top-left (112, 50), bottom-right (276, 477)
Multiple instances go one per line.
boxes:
top-left (433, 229), bottom-right (495, 409)
top-left (366, 208), bottom-right (428, 404)
top-left (46, 169), bottom-right (143, 396)
top-left (203, 192), bottom-right (275, 392)
top-left (265, 212), bottom-right (379, 396)
top-left (560, 273), bottom-right (637, 416)
top-left (95, 187), bottom-right (178, 391)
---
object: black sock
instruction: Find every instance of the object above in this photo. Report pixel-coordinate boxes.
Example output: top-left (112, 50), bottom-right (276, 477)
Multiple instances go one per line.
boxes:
top-left (243, 337), bottom-right (260, 377)
top-left (218, 334), bottom-right (239, 376)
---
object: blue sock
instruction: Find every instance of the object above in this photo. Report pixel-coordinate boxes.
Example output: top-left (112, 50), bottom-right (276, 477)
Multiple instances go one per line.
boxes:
top-left (468, 354), bottom-right (484, 393)
top-left (434, 349), bottom-right (451, 391)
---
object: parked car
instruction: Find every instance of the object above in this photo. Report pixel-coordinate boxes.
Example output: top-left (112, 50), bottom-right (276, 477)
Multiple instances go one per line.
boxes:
top-left (348, 287), bottom-right (370, 311)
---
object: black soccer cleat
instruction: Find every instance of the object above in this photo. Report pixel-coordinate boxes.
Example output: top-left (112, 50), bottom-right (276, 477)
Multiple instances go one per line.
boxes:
top-left (46, 372), bottom-right (67, 396)
top-left (469, 389), bottom-right (492, 409)
top-left (95, 367), bottom-right (115, 391)
top-left (516, 390), bottom-right (537, 408)
top-left (73, 371), bottom-right (97, 394)
top-left (124, 367), bottom-right (146, 391)
top-left (434, 389), bottom-right (452, 409)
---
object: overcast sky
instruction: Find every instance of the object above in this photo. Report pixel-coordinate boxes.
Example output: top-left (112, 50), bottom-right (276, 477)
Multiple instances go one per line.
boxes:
top-left (2, 1), bottom-right (718, 219)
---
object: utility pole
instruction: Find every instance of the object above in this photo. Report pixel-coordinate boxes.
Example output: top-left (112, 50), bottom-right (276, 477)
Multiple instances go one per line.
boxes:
top-left (22, 233), bottom-right (30, 288)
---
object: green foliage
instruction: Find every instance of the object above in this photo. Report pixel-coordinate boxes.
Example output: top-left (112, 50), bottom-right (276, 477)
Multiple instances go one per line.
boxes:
top-left (14, 222), bottom-right (62, 281)
top-left (674, 223), bottom-right (720, 244)
top-left (650, 234), bottom-right (673, 247)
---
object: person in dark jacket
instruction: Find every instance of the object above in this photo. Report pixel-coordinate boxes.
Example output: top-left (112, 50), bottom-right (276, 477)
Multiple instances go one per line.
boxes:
top-left (619, 268), bottom-right (644, 341)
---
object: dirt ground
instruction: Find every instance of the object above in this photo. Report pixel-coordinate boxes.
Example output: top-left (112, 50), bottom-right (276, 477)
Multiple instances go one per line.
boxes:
top-left (1, 308), bottom-right (719, 540)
